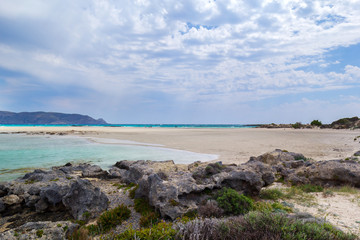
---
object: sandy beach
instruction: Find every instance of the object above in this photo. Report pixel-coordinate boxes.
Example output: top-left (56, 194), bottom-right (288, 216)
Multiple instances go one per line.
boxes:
top-left (1, 126), bottom-right (359, 164)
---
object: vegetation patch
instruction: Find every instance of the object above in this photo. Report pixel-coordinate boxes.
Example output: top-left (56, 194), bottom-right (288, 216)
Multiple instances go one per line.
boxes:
top-left (297, 184), bottom-right (324, 193)
top-left (215, 188), bottom-right (254, 215)
top-left (112, 221), bottom-right (176, 240)
top-left (87, 204), bottom-right (131, 235)
top-left (260, 188), bottom-right (285, 200)
top-left (128, 184), bottom-right (139, 199)
top-left (175, 211), bottom-right (357, 240)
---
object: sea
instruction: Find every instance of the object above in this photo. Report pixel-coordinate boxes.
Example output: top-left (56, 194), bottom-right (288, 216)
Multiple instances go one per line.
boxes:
top-left (0, 124), bottom-right (257, 181)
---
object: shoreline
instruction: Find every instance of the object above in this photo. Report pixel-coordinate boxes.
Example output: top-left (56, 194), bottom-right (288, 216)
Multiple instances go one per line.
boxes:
top-left (1, 126), bottom-right (359, 165)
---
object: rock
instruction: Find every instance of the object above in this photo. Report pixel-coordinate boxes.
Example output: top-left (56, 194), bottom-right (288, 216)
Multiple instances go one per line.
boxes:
top-left (2, 194), bottom-right (22, 205)
top-left (0, 221), bottom-right (78, 240)
top-left (62, 178), bottom-right (108, 220)
top-left (288, 160), bottom-right (360, 187)
top-left (81, 164), bottom-right (109, 179)
top-left (108, 166), bottom-right (127, 178)
top-left (354, 151), bottom-right (360, 157)
top-left (0, 183), bottom-right (8, 197)
top-left (0, 199), bottom-right (5, 212)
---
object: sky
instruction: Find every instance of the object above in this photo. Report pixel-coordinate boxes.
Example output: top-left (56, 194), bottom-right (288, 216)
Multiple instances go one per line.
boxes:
top-left (0, 0), bottom-right (360, 124)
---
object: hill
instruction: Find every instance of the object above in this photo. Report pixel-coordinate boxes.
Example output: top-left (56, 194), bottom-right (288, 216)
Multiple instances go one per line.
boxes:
top-left (0, 111), bottom-right (107, 125)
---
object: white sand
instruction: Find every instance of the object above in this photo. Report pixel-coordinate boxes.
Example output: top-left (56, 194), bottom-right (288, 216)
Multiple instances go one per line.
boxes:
top-left (1, 127), bottom-right (359, 164)
top-left (294, 192), bottom-right (360, 235)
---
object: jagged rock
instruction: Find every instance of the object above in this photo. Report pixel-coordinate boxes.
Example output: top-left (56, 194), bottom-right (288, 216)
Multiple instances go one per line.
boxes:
top-left (0, 221), bottom-right (78, 240)
top-left (81, 164), bottom-right (109, 179)
top-left (62, 178), bottom-right (108, 220)
top-left (288, 160), bottom-right (360, 187)
top-left (1, 165), bottom-right (109, 221)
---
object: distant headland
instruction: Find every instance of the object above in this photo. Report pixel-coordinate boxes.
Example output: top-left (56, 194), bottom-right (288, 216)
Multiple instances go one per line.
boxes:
top-left (0, 111), bottom-right (107, 125)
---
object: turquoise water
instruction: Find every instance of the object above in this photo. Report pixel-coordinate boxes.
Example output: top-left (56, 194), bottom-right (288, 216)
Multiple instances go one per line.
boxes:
top-left (0, 134), bottom-right (218, 181)
top-left (0, 124), bottom-right (260, 128)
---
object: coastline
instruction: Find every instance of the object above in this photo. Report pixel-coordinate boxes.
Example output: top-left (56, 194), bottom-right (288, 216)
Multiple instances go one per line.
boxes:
top-left (1, 126), bottom-right (360, 164)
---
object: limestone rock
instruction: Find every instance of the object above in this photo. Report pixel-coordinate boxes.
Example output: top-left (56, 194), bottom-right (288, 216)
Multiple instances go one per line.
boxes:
top-left (62, 178), bottom-right (108, 220)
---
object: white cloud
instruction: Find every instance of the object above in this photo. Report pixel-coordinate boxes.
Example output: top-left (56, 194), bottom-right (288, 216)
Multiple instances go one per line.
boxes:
top-left (1, 0), bottom-right (360, 122)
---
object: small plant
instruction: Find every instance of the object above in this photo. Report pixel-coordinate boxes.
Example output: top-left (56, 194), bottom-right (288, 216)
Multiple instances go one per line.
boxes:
top-left (63, 226), bottom-right (68, 232)
top-left (36, 229), bottom-right (44, 238)
top-left (323, 189), bottom-right (334, 197)
top-left (311, 120), bottom-right (322, 127)
top-left (297, 184), bottom-right (324, 193)
top-left (57, 223), bottom-right (62, 227)
top-left (139, 211), bottom-right (159, 228)
top-left (216, 188), bottom-right (254, 215)
top-left (88, 204), bottom-right (131, 235)
top-left (183, 209), bottom-right (198, 219)
top-left (25, 179), bottom-right (35, 184)
top-left (113, 221), bottom-right (176, 239)
top-left (82, 211), bottom-right (91, 221)
top-left (134, 198), bottom-right (154, 215)
top-left (198, 200), bottom-right (224, 218)
top-left (50, 178), bottom-right (59, 182)
top-left (169, 199), bottom-right (180, 206)
top-left (66, 176), bottom-right (73, 180)
top-left (260, 188), bottom-right (284, 200)
top-left (128, 184), bottom-right (139, 199)
top-left (271, 202), bottom-right (293, 213)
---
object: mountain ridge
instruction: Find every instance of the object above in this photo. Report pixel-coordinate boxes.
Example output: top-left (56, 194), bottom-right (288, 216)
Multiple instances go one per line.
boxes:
top-left (0, 111), bottom-right (107, 125)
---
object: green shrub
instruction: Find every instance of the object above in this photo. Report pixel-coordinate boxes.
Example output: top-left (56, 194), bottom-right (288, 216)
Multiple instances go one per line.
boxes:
top-left (216, 188), bottom-right (254, 215)
top-left (259, 188), bottom-right (284, 200)
top-left (36, 229), bottom-right (44, 238)
top-left (292, 122), bottom-right (303, 129)
top-left (297, 184), bottom-right (324, 193)
top-left (88, 204), bottom-right (131, 235)
top-left (311, 120), bottom-right (322, 127)
top-left (134, 198), bottom-right (154, 215)
top-left (113, 221), bottom-right (176, 240)
top-left (140, 212), bottom-right (160, 228)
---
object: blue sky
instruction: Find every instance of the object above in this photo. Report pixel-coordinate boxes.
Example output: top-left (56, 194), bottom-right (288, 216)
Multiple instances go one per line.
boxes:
top-left (0, 0), bottom-right (359, 124)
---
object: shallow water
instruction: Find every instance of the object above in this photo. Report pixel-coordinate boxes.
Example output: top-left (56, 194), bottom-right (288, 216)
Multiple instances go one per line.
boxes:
top-left (0, 134), bottom-right (217, 181)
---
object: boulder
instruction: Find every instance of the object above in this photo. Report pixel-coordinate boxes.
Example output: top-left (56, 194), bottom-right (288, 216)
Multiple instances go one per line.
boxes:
top-left (62, 178), bottom-right (108, 220)
top-left (81, 164), bottom-right (109, 179)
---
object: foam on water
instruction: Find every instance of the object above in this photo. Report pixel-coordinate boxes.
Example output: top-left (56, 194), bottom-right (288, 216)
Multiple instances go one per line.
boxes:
top-left (0, 134), bottom-right (218, 181)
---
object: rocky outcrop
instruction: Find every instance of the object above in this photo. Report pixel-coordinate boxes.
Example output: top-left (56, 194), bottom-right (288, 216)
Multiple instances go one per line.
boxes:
top-left (330, 116), bottom-right (360, 129)
top-left (110, 159), bottom-right (275, 220)
top-left (0, 165), bottom-right (109, 221)
top-left (0, 221), bottom-right (78, 240)
top-left (252, 149), bottom-right (360, 187)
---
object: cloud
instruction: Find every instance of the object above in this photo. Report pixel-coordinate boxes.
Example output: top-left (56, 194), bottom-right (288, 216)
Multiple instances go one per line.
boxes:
top-left (0, 0), bottom-right (360, 122)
